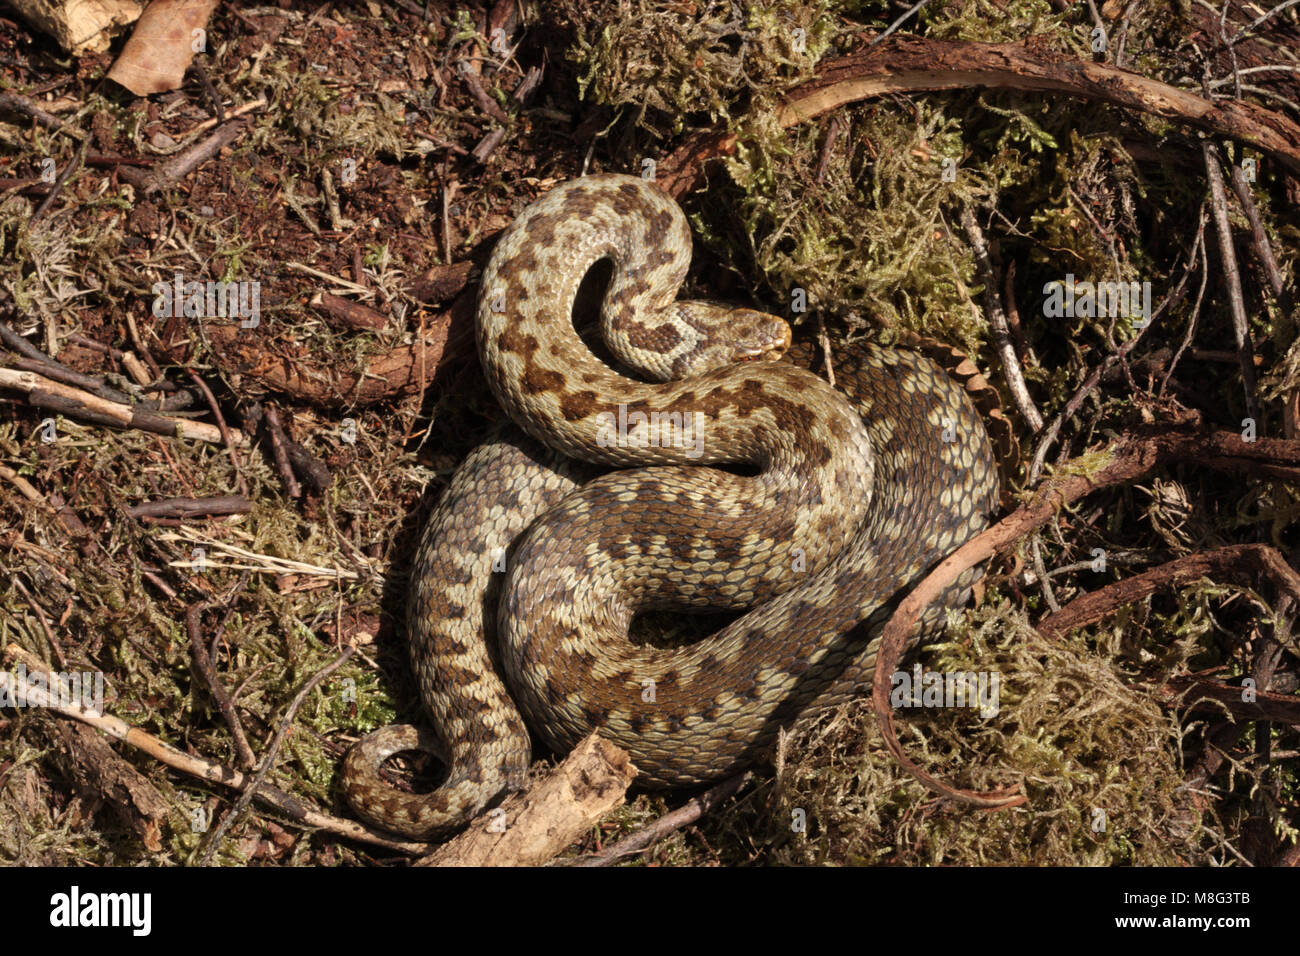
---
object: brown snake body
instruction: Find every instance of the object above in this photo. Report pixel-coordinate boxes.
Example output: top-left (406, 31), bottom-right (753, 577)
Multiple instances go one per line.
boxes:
top-left (343, 174), bottom-right (999, 838)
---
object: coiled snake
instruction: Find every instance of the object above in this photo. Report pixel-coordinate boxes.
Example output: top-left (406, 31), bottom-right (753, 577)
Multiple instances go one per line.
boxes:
top-left (343, 174), bottom-right (999, 839)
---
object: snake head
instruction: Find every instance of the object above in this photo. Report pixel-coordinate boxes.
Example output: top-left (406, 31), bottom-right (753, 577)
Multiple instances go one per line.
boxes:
top-left (667, 302), bottom-right (792, 378)
top-left (724, 308), bottom-right (793, 362)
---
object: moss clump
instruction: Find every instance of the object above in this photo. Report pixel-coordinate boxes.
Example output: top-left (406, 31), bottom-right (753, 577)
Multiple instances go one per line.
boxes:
top-left (741, 606), bottom-right (1220, 866)
top-left (567, 0), bottom-right (838, 137)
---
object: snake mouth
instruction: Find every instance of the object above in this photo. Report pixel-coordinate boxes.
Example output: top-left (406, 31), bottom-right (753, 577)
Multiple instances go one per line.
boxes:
top-left (735, 343), bottom-right (789, 363)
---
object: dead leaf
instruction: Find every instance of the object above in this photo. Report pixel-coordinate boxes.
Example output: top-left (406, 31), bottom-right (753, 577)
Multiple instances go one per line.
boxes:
top-left (106, 0), bottom-right (219, 96)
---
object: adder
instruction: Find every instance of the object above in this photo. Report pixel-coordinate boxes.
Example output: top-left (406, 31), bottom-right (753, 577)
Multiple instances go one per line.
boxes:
top-left (342, 174), bottom-right (999, 839)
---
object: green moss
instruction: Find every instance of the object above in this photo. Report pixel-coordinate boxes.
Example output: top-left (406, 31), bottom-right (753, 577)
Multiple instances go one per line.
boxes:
top-left (734, 605), bottom-right (1223, 865)
top-left (567, 0), bottom-right (838, 138)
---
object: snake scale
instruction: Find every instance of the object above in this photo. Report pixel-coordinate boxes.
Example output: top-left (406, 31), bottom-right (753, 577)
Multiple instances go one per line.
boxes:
top-left (342, 174), bottom-right (999, 839)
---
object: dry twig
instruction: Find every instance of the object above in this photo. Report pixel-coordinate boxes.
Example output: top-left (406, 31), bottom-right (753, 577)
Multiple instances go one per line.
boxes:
top-left (1201, 140), bottom-right (1260, 420)
top-left (960, 207), bottom-right (1043, 432)
top-left (194, 646), bottom-right (356, 864)
top-left (3, 643), bottom-right (422, 854)
top-left (573, 772), bottom-right (752, 867)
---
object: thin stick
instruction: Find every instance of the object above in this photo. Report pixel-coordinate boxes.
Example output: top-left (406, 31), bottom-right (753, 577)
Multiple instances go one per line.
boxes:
top-left (442, 179), bottom-right (456, 266)
top-left (960, 207), bottom-right (1044, 432)
top-left (186, 603), bottom-right (256, 770)
top-left (176, 96), bottom-right (267, 138)
top-left (816, 313), bottom-right (836, 389)
top-left (142, 570), bottom-right (178, 600)
top-left (868, 0), bottom-right (933, 46)
top-left (0, 92), bottom-right (86, 140)
top-left (0, 367), bottom-right (245, 446)
top-left (1, 320), bottom-right (140, 406)
top-left (1084, 0), bottom-right (1109, 60)
top-left (1002, 259), bottom-right (1026, 355)
top-left (659, 36), bottom-right (1300, 196)
top-left (573, 772), bottom-right (752, 867)
top-left (0, 321), bottom-right (59, 364)
top-left (1227, 162), bottom-right (1289, 303)
top-left (126, 311), bottom-right (163, 380)
top-left (1038, 544), bottom-right (1300, 638)
top-left (813, 115), bottom-right (843, 183)
top-left (123, 120), bottom-right (250, 195)
top-left (1160, 228), bottom-right (1211, 398)
top-left (158, 120), bottom-right (246, 184)
top-left (457, 63), bottom-right (509, 122)
top-left (284, 261), bottom-right (371, 296)
top-left (472, 127), bottom-right (506, 164)
top-left (1030, 535), bottom-right (1061, 613)
top-left (0, 463), bottom-right (45, 504)
top-left (320, 167), bottom-right (344, 231)
top-left (1210, 65), bottom-right (1300, 87)
top-left (1114, 0), bottom-right (1141, 68)
top-left (210, 569), bottom-right (253, 664)
top-left (127, 496), bottom-right (251, 519)
top-left (187, 369), bottom-right (248, 496)
top-left (194, 646), bottom-right (356, 864)
top-left (30, 139), bottom-right (87, 222)
top-left (1201, 140), bottom-right (1259, 420)
top-left (3, 643), bottom-right (422, 853)
top-left (6, 357), bottom-right (136, 407)
top-left (1218, 0), bottom-right (1243, 100)
top-left (1229, 0), bottom-right (1300, 44)
top-left (159, 528), bottom-right (369, 580)
top-left (263, 404), bottom-right (302, 499)
top-left (189, 58), bottom-right (225, 124)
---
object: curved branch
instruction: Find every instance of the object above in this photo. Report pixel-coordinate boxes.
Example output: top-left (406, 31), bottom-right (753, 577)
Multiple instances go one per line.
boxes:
top-left (660, 35), bottom-right (1300, 196)
top-left (1038, 544), bottom-right (1300, 640)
